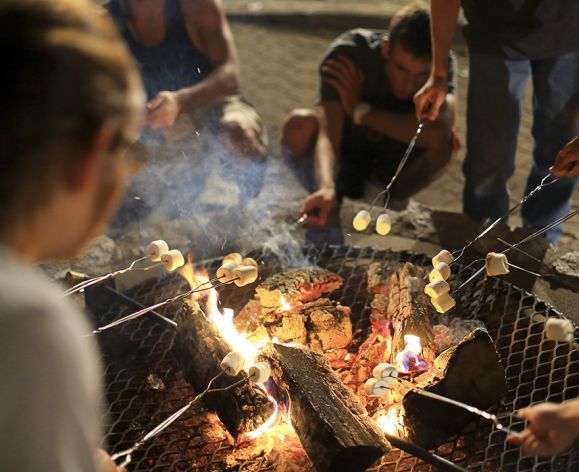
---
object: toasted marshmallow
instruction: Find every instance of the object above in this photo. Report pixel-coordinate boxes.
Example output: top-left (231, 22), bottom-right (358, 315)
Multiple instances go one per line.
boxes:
top-left (242, 257), bottom-right (258, 270)
top-left (217, 261), bottom-right (239, 281)
top-left (146, 240), bottom-right (169, 262)
top-left (431, 292), bottom-right (456, 313)
top-left (375, 213), bottom-right (392, 236)
top-left (485, 252), bottom-right (510, 276)
top-left (429, 262), bottom-right (451, 282)
top-left (248, 362), bottom-right (271, 384)
top-left (364, 378), bottom-right (390, 396)
top-left (432, 249), bottom-right (454, 267)
top-left (373, 363), bottom-right (398, 381)
top-left (424, 279), bottom-right (451, 298)
top-left (220, 351), bottom-right (245, 377)
top-left (545, 318), bottom-right (574, 343)
top-left (222, 253), bottom-right (243, 266)
top-left (353, 210), bottom-right (372, 231)
top-left (233, 265), bottom-right (258, 287)
top-left (161, 249), bottom-right (185, 272)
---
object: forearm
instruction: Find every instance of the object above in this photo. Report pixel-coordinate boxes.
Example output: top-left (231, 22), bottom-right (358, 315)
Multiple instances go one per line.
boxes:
top-left (561, 398), bottom-right (579, 437)
top-left (313, 129), bottom-right (337, 190)
top-left (175, 62), bottom-right (239, 111)
top-left (430, 0), bottom-right (461, 78)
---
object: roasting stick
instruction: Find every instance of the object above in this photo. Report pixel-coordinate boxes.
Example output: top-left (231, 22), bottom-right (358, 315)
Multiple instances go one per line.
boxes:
top-left (451, 209), bottom-right (579, 295)
top-left (450, 174), bottom-right (560, 265)
top-left (88, 276), bottom-right (238, 335)
top-left (111, 372), bottom-right (248, 468)
top-left (414, 390), bottom-right (518, 436)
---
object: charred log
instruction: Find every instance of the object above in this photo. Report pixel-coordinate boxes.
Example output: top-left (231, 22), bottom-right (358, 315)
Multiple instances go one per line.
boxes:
top-left (402, 328), bottom-right (507, 449)
top-left (260, 343), bottom-right (389, 472)
top-left (387, 262), bottom-right (436, 365)
top-left (173, 299), bottom-right (274, 437)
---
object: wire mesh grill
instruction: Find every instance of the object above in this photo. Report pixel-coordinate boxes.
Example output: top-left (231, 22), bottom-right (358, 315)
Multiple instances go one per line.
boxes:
top-left (85, 244), bottom-right (579, 471)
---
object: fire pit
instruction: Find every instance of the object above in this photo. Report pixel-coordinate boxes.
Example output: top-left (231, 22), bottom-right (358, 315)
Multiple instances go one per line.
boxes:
top-left (85, 245), bottom-right (579, 471)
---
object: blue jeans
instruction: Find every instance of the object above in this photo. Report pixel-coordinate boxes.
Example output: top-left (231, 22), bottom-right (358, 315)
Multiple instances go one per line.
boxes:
top-left (463, 49), bottom-right (579, 244)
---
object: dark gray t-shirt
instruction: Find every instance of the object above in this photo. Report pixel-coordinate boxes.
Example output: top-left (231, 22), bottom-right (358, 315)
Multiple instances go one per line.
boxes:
top-left (462, 0), bottom-right (579, 59)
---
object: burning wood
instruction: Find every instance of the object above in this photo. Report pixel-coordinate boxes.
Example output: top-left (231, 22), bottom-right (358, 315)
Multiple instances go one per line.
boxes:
top-left (260, 343), bottom-right (389, 472)
top-left (173, 299), bottom-right (275, 437)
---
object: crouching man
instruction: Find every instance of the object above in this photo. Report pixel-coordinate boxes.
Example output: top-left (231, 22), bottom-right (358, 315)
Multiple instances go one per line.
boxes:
top-left (0, 0), bottom-right (143, 470)
top-left (282, 1), bottom-right (458, 234)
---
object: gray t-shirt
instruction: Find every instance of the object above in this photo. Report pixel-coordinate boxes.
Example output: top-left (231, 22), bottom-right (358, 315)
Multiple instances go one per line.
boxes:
top-left (462, 0), bottom-right (579, 59)
top-left (0, 246), bottom-right (102, 471)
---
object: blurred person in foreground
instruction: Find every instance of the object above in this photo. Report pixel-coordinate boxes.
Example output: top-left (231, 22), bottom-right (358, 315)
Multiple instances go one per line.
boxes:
top-left (551, 136), bottom-right (579, 177)
top-left (0, 0), bottom-right (143, 470)
top-left (281, 2), bottom-right (458, 238)
top-left (414, 0), bottom-right (579, 245)
top-left (507, 398), bottom-right (579, 457)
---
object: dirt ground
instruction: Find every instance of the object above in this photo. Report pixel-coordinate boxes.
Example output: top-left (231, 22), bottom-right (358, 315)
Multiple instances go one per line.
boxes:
top-left (230, 21), bottom-right (578, 251)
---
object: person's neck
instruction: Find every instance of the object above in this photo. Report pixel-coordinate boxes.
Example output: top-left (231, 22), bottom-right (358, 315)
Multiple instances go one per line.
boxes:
top-left (3, 223), bottom-right (43, 263)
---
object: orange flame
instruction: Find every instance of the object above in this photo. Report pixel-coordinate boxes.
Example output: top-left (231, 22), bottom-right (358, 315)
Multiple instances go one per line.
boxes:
top-left (377, 406), bottom-right (404, 436)
top-left (395, 334), bottom-right (427, 374)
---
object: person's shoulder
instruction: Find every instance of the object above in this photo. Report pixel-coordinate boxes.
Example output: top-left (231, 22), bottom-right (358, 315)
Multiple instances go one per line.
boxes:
top-left (181, 0), bottom-right (224, 17)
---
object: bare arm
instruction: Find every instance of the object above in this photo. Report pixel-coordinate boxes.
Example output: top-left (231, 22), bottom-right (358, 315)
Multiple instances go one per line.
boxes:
top-left (300, 101), bottom-right (344, 225)
top-left (413, 0), bottom-right (461, 120)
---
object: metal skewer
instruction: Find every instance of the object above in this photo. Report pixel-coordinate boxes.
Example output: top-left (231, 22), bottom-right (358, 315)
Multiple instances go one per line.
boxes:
top-left (414, 390), bottom-right (518, 436)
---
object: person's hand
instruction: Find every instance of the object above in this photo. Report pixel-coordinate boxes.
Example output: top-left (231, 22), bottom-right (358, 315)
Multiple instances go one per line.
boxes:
top-left (322, 57), bottom-right (364, 117)
top-left (551, 136), bottom-right (579, 177)
top-left (146, 91), bottom-right (181, 129)
top-left (94, 448), bottom-right (126, 472)
top-left (507, 402), bottom-right (579, 457)
top-left (300, 187), bottom-right (337, 226)
top-left (413, 74), bottom-right (448, 121)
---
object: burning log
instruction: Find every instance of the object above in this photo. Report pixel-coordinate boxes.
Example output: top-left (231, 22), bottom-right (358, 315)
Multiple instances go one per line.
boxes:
top-left (401, 328), bottom-right (507, 449)
top-left (260, 343), bottom-right (389, 472)
top-left (387, 262), bottom-right (436, 366)
top-left (173, 299), bottom-right (275, 437)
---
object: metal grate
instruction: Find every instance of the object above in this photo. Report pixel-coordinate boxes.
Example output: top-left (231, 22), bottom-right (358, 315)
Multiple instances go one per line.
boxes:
top-left (85, 245), bottom-right (579, 471)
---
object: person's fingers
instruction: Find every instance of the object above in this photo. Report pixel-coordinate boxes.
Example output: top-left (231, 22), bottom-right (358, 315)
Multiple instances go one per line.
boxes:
top-left (146, 94), bottom-right (164, 111)
top-left (324, 77), bottom-right (348, 102)
top-left (318, 202), bottom-right (331, 226)
top-left (506, 432), bottom-right (525, 445)
top-left (336, 56), bottom-right (357, 79)
top-left (323, 63), bottom-right (351, 88)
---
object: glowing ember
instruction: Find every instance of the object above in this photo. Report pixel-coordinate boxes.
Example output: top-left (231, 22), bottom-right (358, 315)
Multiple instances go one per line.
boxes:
top-left (395, 334), bottom-right (427, 374)
top-left (377, 407), bottom-right (403, 436)
top-left (280, 297), bottom-right (292, 312)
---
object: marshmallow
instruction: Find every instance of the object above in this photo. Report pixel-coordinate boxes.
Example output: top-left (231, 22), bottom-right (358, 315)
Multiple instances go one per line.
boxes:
top-left (375, 213), bottom-right (392, 236)
top-left (146, 240), bottom-right (169, 262)
top-left (432, 250), bottom-right (454, 267)
top-left (222, 253), bottom-right (243, 266)
top-left (216, 261), bottom-right (239, 281)
top-left (545, 318), bottom-right (574, 343)
top-left (220, 351), bottom-right (245, 376)
top-left (248, 362), bottom-right (271, 384)
top-left (373, 363), bottom-right (398, 381)
top-left (364, 378), bottom-right (390, 396)
top-left (431, 292), bottom-right (456, 313)
top-left (242, 257), bottom-right (258, 270)
top-left (161, 249), bottom-right (185, 272)
top-left (233, 265), bottom-right (258, 287)
top-left (353, 210), bottom-right (372, 231)
top-left (429, 262), bottom-right (451, 282)
top-left (485, 252), bottom-right (510, 276)
top-left (424, 279), bottom-right (451, 298)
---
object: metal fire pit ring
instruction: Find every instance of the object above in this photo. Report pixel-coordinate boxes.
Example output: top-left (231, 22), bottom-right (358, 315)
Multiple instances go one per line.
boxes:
top-left (85, 244), bottom-right (579, 471)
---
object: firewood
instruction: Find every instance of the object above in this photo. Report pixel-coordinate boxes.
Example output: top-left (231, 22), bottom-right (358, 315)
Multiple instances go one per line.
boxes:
top-left (387, 262), bottom-right (436, 365)
top-left (260, 343), bottom-right (389, 472)
top-left (401, 328), bottom-right (507, 449)
top-left (173, 299), bottom-right (275, 437)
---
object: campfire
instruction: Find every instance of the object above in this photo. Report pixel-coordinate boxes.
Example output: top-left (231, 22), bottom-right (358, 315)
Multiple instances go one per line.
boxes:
top-left (87, 245), bottom-right (578, 471)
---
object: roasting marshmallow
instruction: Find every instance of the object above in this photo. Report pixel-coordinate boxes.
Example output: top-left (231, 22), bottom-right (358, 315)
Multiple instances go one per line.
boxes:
top-left (375, 213), bottom-right (392, 236)
top-left (431, 292), bottom-right (456, 313)
top-left (233, 265), bottom-right (258, 287)
top-left (242, 257), bottom-right (258, 270)
top-left (220, 351), bottom-right (245, 376)
top-left (248, 362), bottom-right (271, 384)
top-left (146, 240), bottom-right (169, 262)
top-left (216, 261), bottom-right (239, 281)
top-left (373, 363), bottom-right (398, 381)
top-left (432, 250), bottom-right (454, 267)
top-left (545, 318), bottom-right (574, 343)
top-left (364, 378), bottom-right (390, 396)
top-left (424, 279), bottom-right (451, 298)
top-left (485, 252), bottom-right (510, 276)
top-left (429, 262), bottom-right (451, 282)
top-left (222, 253), bottom-right (243, 266)
top-left (161, 249), bottom-right (185, 272)
top-left (353, 210), bottom-right (372, 231)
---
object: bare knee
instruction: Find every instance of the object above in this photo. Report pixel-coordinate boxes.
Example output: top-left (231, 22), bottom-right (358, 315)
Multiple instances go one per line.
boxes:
top-left (222, 121), bottom-right (268, 158)
top-left (281, 108), bottom-right (319, 160)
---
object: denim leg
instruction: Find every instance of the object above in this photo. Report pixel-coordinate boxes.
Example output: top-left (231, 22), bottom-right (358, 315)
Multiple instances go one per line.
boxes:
top-left (521, 51), bottom-right (579, 244)
top-left (463, 51), bottom-right (531, 221)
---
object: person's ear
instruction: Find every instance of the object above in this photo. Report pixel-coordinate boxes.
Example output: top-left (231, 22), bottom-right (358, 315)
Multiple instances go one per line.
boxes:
top-left (67, 123), bottom-right (114, 192)
top-left (382, 39), bottom-right (390, 59)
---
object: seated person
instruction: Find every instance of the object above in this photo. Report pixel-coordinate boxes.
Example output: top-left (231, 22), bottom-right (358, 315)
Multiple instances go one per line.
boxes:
top-left (281, 2), bottom-right (458, 227)
top-left (0, 0), bottom-right (143, 469)
top-left (106, 0), bottom-right (268, 207)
